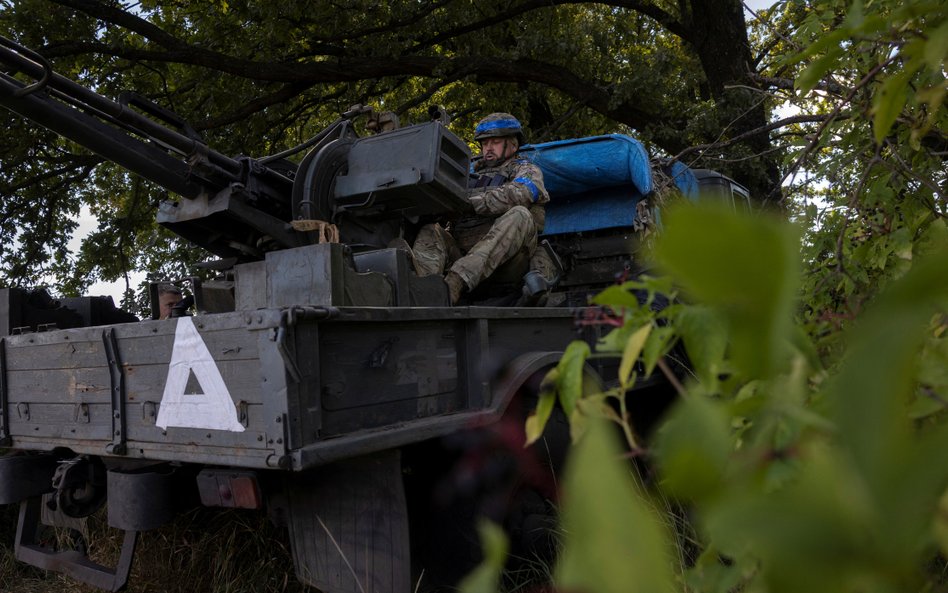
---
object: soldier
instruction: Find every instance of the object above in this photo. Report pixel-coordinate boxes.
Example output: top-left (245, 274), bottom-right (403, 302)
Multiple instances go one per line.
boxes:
top-left (157, 284), bottom-right (183, 320)
top-left (411, 113), bottom-right (549, 304)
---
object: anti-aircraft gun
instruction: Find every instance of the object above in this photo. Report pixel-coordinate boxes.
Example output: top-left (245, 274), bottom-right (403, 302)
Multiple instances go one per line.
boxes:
top-left (0, 35), bottom-right (478, 310)
top-left (0, 36), bottom-right (747, 593)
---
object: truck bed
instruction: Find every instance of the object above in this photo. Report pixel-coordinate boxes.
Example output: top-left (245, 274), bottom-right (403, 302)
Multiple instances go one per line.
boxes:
top-left (1, 306), bottom-right (584, 471)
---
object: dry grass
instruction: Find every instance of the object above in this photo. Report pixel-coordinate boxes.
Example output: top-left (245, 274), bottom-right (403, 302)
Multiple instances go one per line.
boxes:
top-left (1, 503), bottom-right (314, 593)
top-left (0, 504), bottom-right (71, 593)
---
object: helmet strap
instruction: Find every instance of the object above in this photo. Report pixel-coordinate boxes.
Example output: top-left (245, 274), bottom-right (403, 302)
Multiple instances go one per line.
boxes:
top-left (502, 137), bottom-right (517, 160)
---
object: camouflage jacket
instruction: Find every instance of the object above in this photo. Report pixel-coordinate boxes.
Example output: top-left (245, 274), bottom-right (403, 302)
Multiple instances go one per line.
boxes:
top-left (459, 154), bottom-right (548, 234)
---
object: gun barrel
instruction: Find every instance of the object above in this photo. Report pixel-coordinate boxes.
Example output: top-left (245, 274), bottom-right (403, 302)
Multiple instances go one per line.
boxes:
top-left (0, 38), bottom-right (243, 197)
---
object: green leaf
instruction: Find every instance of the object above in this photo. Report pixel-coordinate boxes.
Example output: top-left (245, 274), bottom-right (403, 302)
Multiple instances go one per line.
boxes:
top-left (555, 420), bottom-right (674, 593)
top-left (730, 380), bottom-right (764, 417)
top-left (780, 27), bottom-right (849, 67)
top-left (525, 370), bottom-right (557, 446)
top-left (917, 217), bottom-right (948, 256)
top-left (918, 332), bottom-right (948, 390)
top-left (924, 20), bottom-right (948, 70)
top-left (828, 251), bottom-right (948, 488)
top-left (849, 13), bottom-right (888, 36)
top-left (577, 392), bottom-right (622, 423)
top-left (906, 393), bottom-right (946, 420)
top-left (702, 443), bottom-right (877, 593)
top-left (872, 69), bottom-right (912, 144)
top-left (683, 547), bottom-right (747, 593)
top-left (556, 341), bottom-right (591, 417)
top-left (795, 47), bottom-right (845, 94)
top-left (598, 321), bottom-right (636, 353)
top-left (592, 284), bottom-right (643, 309)
top-left (655, 204), bottom-right (800, 379)
top-left (843, 0), bottom-right (864, 28)
top-left (619, 324), bottom-right (652, 386)
top-left (936, 489), bottom-right (948, 557)
top-left (653, 395), bottom-right (732, 501)
top-left (642, 325), bottom-right (676, 377)
top-left (457, 521), bottom-right (509, 593)
top-left (676, 305), bottom-right (728, 388)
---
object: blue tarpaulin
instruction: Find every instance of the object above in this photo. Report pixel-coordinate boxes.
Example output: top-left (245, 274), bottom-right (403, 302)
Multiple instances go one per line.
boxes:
top-left (517, 135), bottom-right (655, 235)
top-left (520, 134), bottom-right (653, 197)
top-left (540, 186), bottom-right (646, 235)
top-left (665, 160), bottom-right (699, 201)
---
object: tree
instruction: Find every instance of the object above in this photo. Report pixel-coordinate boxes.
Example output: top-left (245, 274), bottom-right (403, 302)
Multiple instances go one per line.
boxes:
top-left (0, 0), bottom-right (777, 302)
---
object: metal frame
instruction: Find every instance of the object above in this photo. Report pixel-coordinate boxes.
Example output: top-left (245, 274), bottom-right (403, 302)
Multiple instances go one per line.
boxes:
top-left (291, 350), bottom-right (565, 469)
top-left (15, 496), bottom-right (137, 592)
top-left (458, 318), bottom-right (489, 409)
top-left (102, 329), bottom-right (127, 456)
top-left (0, 337), bottom-right (8, 445)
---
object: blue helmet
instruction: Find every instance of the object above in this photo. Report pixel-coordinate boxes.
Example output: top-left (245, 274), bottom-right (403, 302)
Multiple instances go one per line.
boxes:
top-left (474, 112), bottom-right (525, 144)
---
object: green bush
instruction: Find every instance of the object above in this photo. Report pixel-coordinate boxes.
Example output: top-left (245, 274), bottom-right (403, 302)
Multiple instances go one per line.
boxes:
top-left (499, 203), bottom-right (948, 593)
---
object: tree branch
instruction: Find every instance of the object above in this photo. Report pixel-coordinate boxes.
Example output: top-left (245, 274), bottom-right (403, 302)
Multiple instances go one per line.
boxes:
top-left (412, 0), bottom-right (688, 53)
top-left (775, 56), bottom-right (896, 204)
top-left (674, 114), bottom-right (842, 161)
top-left (0, 155), bottom-right (103, 193)
top-left (750, 73), bottom-right (848, 96)
top-left (40, 39), bottom-right (679, 144)
top-left (195, 82), bottom-right (313, 130)
top-left (52, 0), bottom-right (182, 49)
top-left (305, 0), bottom-right (460, 45)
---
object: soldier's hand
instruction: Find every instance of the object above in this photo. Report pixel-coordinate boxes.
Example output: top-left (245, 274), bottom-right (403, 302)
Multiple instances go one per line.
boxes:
top-left (468, 194), bottom-right (487, 214)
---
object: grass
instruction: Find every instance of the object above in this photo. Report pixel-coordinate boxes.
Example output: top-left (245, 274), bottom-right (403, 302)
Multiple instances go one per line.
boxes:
top-left (0, 503), bottom-right (69, 593)
top-left (1, 502), bottom-right (314, 593)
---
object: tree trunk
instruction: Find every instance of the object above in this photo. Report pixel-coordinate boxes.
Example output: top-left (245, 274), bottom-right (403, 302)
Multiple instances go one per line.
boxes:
top-left (686, 0), bottom-right (780, 201)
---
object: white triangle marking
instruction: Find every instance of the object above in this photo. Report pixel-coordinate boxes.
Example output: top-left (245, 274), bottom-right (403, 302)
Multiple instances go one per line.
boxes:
top-left (156, 317), bottom-right (245, 432)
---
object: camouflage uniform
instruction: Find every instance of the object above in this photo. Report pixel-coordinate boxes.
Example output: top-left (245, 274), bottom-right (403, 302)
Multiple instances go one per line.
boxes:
top-left (413, 154), bottom-right (549, 290)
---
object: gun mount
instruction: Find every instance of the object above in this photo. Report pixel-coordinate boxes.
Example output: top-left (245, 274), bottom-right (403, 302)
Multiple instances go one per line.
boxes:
top-left (0, 36), bottom-right (471, 261)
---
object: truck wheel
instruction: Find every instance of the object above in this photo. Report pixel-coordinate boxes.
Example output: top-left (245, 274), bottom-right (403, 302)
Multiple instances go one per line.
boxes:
top-left (283, 450), bottom-right (410, 593)
top-left (404, 365), bottom-right (576, 591)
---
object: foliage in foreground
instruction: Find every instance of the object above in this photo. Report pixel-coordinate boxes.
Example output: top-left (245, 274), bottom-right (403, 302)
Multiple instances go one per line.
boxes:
top-left (463, 0), bottom-right (948, 589)
top-left (462, 202), bottom-right (948, 593)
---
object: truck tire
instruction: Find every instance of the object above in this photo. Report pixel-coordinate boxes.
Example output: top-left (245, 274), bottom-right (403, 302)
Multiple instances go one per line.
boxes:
top-left (404, 363), bottom-right (577, 591)
top-left (284, 449), bottom-right (410, 593)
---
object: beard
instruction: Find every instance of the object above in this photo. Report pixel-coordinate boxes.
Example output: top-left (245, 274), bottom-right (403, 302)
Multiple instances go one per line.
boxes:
top-left (480, 154), bottom-right (503, 167)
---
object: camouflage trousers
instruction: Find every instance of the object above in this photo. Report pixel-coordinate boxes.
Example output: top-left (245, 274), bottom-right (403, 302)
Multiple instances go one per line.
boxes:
top-left (412, 205), bottom-right (538, 290)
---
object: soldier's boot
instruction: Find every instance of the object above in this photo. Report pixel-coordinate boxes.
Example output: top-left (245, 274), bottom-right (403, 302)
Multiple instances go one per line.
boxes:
top-left (444, 271), bottom-right (465, 305)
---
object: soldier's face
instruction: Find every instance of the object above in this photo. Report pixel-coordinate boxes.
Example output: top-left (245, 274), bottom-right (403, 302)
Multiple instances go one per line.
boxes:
top-left (159, 292), bottom-right (182, 319)
top-left (480, 137), bottom-right (512, 164)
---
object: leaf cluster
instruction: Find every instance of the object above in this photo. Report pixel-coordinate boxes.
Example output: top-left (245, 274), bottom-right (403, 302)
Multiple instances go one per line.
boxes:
top-left (768, 0), bottom-right (946, 360)
top-left (513, 203), bottom-right (948, 593)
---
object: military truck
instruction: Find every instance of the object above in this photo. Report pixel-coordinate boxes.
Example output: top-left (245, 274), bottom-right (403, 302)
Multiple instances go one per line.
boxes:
top-left (0, 36), bottom-right (747, 592)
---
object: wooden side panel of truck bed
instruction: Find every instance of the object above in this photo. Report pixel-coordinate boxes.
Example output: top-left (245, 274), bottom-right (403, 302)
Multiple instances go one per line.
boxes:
top-left (0, 306), bottom-right (582, 471)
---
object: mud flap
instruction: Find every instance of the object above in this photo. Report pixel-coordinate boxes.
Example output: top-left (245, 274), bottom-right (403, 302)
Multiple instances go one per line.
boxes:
top-left (15, 496), bottom-right (137, 592)
top-left (0, 453), bottom-right (57, 504)
top-left (285, 450), bottom-right (410, 593)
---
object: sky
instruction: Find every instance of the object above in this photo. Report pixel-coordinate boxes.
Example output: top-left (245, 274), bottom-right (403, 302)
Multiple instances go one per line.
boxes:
top-left (70, 208), bottom-right (145, 306)
top-left (744, 0), bottom-right (778, 12)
